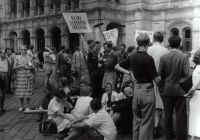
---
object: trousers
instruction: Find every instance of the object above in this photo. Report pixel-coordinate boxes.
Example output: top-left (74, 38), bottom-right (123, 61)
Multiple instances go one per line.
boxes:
top-left (132, 83), bottom-right (155, 140)
top-left (162, 96), bottom-right (188, 140)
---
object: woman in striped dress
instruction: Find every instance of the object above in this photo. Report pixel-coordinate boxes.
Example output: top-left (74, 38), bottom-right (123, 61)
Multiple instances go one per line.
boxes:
top-left (13, 45), bottom-right (34, 111)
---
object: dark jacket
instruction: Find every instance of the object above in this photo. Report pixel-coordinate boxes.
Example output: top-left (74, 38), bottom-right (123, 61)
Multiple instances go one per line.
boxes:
top-left (159, 49), bottom-right (191, 96)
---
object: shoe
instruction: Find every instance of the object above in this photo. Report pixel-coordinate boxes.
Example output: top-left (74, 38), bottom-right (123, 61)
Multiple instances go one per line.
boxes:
top-left (25, 108), bottom-right (30, 111)
top-left (18, 107), bottom-right (24, 111)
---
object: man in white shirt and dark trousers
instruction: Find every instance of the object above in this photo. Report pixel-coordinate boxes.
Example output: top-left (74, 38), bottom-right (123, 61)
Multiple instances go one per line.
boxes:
top-left (147, 32), bottom-right (169, 138)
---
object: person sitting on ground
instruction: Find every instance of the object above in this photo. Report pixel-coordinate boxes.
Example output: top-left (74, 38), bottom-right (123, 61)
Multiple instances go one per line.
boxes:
top-left (109, 84), bottom-right (133, 135)
top-left (48, 89), bottom-right (73, 138)
top-left (64, 98), bottom-right (117, 140)
top-left (70, 85), bottom-right (93, 119)
top-left (101, 82), bottom-right (123, 112)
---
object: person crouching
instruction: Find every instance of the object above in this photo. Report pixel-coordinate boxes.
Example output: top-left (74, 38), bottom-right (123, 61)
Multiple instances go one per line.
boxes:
top-left (48, 89), bottom-right (73, 138)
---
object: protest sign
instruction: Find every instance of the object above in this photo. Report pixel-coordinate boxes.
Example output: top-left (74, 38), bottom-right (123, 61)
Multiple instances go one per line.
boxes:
top-left (103, 28), bottom-right (118, 46)
top-left (62, 13), bottom-right (92, 33)
top-left (135, 30), bottom-right (154, 42)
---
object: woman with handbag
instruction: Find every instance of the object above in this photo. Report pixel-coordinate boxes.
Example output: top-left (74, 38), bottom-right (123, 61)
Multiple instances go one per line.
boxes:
top-left (13, 45), bottom-right (35, 111)
top-left (185, 49), bottom-right (200, 140)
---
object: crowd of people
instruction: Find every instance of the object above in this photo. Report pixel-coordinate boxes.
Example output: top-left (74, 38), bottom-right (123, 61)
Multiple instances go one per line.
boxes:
top-left (0, 31), bottom-right (200, 140)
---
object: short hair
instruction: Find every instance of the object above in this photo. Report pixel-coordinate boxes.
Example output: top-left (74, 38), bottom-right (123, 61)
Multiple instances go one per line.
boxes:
top-left (168, 35), bottom-right (181, 48)
top-left (94, 41), bottom-right (101, 46)
top-left (136, 34), bottom-right (150, 47)
top-left (87, 40), bottom-right (94, 46)
top-left (103, 41), bottom-right (113, 49)
top-left (60, 77), bottom-right (69, 86)
top-left (90, 99), bottom-right (102, 112)
top-left (193, 49), bottom-right (200, 65)
top-left (29, 45), bottom-right (34, 50)
top-left (80, 85), bottom-right (91, 96)
top-left (127, 46), bottom-right (135, 53)
top-left (60, 45), bottom-right (65, 50)
top-left (54, 89), bottom-right (67, 99)
top-left (153, 32), bottom-right (164, 43)
top-left (105, 82), bottom-right (113, 89)
top-left (121, 43), bottom-right (126, 49)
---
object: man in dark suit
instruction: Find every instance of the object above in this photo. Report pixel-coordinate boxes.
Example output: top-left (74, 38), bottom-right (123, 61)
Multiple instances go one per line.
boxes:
top-left (159, 35), bottom-right (191, 140)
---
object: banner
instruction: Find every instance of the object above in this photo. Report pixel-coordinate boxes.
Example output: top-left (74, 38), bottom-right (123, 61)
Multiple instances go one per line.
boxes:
top-left (62, 13), bottom-right (92, 33)
top-left (103, 28), bottom-right (118, 46)
top-left (135, 30), bottom-right (154, 43)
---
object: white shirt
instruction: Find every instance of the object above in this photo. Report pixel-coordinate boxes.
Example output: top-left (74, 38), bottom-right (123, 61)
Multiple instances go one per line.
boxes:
top-left (71, 96), bottom-right (93, 118)
top-left (48, 97), bottom-right (64, 119)
top-left (147, 42), bottom-right (169, 71)
top-left (85, 109), bottom-right (117, 140)
top-left (101, 91), bottom-right (123, 109)
top-left (0, 59), bottom-right (8, 73)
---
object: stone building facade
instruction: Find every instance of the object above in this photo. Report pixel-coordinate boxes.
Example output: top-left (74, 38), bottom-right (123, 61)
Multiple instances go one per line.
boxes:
top-left (0, 0), bottom-right (199, 52)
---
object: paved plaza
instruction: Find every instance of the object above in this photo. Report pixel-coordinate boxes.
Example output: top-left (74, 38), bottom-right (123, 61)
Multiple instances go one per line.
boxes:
top-left (0, 70), bottom-right (197, 140)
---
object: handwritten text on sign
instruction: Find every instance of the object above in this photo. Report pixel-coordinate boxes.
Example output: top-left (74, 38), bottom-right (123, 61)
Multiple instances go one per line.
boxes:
top-left (103, 28), bottom-right (118, 46)
top-left (63, 13), bottom-right (92, 33)
top-left (135, 30), bottom-right (154, 43)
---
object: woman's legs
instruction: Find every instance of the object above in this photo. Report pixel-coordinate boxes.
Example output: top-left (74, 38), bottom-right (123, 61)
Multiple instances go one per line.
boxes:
top-left (191, 136), bottom-right (195, 140)
top-left (26, 98), bottom-right (30, 109)
top-left (19, 98), bottom-right (24, 110)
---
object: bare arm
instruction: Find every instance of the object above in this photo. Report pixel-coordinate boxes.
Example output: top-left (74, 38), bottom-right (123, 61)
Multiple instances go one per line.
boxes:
top-left (115, 64), bottom-right (130, 75)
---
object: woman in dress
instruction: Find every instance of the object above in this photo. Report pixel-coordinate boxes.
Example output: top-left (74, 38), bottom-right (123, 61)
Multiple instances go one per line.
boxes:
top-left (14, 45), bottom-right (34, 111)
top-left (185, 49), bottom-right (200, 140)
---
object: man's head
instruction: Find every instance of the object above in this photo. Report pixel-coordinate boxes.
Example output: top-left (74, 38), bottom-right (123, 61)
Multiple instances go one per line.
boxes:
top-left (153, 32), bottom-right (164, 43)
top-left (0, 50), bottom-right (6, 59)
top-left (103, 41), bottom-right (113, 52)
top-left (60, 45), bottom-right (66, 53)
top-left (29, 45), bottom-right (34, 50)
top-left (120, 44), bottom-right (126, 51)
top-left (94, 41), bottom-right (101, 52)
top-left (136, 34), bottom-right (150, 47)
top-left (90, 99), bottom-right (102, 113)
top-left (168, 35), bottom-right (181, 49)
top-left (5, 48), bottom-right (12, 56)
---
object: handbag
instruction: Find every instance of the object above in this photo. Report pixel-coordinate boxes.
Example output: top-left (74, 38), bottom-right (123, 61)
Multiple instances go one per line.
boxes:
top-left (179, 75), bottom-right (192, 93)
top-left (39, 119), bottom-right (57, 135)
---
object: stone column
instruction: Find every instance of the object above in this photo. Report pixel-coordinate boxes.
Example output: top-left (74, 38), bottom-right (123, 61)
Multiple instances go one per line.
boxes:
top-left (61, 34), bottom-right (69, 49)
top-left (30, 0), bottom-right (36, 16)
top-left (30, 36), bottom-right (36, 50)
top-left (17, 0), bottom-right (23, 18)
top-left (17, 37), bottom-right (23, 50)
top-left (45, 35), bottom-right (51, 47)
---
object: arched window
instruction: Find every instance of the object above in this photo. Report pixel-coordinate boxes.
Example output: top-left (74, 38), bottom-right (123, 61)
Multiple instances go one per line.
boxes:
top-left (182, 27), bottom-right (192, 51)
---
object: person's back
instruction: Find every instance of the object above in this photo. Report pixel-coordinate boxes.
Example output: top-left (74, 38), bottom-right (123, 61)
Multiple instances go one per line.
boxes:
top-left (148, 43), bottom-right (169, 70)
top-left (160, 49), bottom-right (190, 96)
top-left (72, 96), bottom-right (92, 118)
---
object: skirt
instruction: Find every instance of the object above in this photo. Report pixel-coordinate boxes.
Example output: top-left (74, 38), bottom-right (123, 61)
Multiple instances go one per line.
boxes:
top-left (189, 91), bottom-right (200, 137)
top-left (15, 69), bottom-right (33, 98)
top-left (102, 70), bottom-right (117, 89)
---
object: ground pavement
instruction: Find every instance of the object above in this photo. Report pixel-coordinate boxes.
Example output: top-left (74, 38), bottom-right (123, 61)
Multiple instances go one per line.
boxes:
top-left (0, 70), bottom-right (196, 140)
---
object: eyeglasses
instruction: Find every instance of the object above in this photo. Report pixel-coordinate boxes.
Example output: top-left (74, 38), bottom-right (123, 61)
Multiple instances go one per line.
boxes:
top-left (21, 49), bottom-right (26, 51)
